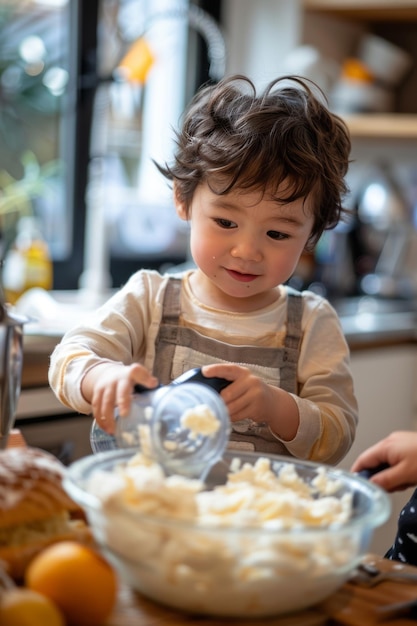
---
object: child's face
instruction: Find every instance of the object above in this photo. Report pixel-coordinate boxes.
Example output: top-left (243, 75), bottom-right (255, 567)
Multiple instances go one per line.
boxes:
top-left (175, 182), bottom-right (314, 310)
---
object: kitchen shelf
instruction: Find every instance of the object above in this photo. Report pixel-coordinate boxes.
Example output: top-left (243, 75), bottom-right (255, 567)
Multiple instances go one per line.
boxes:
top-left (303, 1), bottom-right (417, 21)
top-left (342, 114), bottom-right (417, 138)
top-left (303, 1), bottom-right (417, 139)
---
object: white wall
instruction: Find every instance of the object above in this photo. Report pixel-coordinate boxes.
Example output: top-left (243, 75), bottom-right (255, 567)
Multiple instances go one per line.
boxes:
top-left (221, 0), bottom-right (303, 87)
top-left (339, 346), bottom-right (417, 556)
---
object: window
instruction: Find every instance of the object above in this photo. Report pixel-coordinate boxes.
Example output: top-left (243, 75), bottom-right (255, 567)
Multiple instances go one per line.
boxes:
top-left (0, 0), bottom-right (223, 291)
top-left (0, 0), bottom-right (73, 265)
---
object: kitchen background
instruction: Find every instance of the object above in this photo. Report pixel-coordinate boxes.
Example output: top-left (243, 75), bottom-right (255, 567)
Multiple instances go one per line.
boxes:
top-left (1, 0), bottom-right (417, 554)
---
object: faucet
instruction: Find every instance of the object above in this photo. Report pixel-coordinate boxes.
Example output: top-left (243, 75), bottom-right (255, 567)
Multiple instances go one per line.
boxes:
top-left (148, 4), bottom-right (226, 82)
top-left (78, 1), bottom-right (226, 300)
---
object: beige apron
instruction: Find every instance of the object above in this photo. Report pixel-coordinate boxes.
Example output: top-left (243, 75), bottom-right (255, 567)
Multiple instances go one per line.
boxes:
top-left (152, 278), bottom-right (302, 455)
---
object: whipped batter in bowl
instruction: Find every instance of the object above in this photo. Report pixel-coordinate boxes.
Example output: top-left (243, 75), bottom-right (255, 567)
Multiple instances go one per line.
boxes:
top-left (64, 449), bottom-right (390, 618)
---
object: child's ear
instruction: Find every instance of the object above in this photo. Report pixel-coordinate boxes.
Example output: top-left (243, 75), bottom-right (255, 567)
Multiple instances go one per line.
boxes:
top-left (173, 182), bottom-right (188, 220)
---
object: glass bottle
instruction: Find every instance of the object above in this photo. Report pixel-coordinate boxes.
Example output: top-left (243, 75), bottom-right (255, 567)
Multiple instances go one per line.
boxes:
top-left (3, 216), bottom-right (53, 305)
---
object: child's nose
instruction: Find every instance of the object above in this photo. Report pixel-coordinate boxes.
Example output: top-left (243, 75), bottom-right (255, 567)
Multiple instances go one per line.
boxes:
top-left (230, 236), bottom-right (262, 262)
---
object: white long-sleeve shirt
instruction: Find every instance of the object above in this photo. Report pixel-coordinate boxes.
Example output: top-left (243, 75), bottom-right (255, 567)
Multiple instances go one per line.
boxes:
top-left (49, 269), bottom-right (358, 464)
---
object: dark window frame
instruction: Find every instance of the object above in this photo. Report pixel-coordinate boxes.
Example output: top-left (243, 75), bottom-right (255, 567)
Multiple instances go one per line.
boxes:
top-left (53, 0), bottom-right (221, 290)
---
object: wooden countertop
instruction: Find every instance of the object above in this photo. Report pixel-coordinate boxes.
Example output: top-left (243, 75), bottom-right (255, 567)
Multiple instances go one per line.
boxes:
top-left (107, 554), bottom-right (417, 625)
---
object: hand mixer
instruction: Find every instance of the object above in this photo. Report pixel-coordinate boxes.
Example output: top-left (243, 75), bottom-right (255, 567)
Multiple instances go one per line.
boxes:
top-left (90, 368), bottom-right (231, 479)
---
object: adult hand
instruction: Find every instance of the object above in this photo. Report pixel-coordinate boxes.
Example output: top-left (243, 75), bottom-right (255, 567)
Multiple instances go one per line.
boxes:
top-left (351, 431), bottom-right (417, 492)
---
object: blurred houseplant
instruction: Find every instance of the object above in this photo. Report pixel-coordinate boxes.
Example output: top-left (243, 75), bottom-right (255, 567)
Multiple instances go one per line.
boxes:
top-left (0, 2), bottom-right (66, 260)
top-left (0, 152), bottom-right (60, 258)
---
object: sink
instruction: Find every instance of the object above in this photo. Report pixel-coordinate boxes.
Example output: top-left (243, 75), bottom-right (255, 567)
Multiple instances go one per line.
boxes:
top-left (331, 296), bottom-right (417, 318)
top-left (330, 296), bottom-right (417, 343)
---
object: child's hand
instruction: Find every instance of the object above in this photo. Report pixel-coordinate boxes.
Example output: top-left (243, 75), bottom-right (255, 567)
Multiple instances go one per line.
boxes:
top-left (82, 363), bottom-right (158, 434)
top-left (351, 431), bottom-right (417, 492)
top-left (201, 363), bottom-right (299, 441)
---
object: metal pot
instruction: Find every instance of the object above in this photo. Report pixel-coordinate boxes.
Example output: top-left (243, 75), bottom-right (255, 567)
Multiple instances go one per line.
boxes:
top-left (0, 303), bottom-right (27, 449)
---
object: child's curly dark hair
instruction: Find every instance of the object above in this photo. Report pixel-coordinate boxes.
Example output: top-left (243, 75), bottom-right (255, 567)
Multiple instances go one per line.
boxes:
top-left (156, 75), bottom-right (351, 248)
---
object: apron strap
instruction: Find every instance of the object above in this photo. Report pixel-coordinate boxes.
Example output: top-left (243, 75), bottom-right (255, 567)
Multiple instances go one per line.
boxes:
top-left (153, 278), bottom-right (182, 381)
top-left (153, 278), bottom-right (303, 394)
top-left (281, 286), bottom-right (303, 394)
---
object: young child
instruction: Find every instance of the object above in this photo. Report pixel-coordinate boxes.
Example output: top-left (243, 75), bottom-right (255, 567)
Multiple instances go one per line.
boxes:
top-left (352, 431), bottom-right (417, 565)
top-left (49, 74), bottom-right (358, 464)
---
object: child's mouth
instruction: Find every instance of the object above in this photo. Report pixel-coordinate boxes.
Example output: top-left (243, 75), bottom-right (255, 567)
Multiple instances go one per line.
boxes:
top-left (226, 269), bottom-right (258, 283)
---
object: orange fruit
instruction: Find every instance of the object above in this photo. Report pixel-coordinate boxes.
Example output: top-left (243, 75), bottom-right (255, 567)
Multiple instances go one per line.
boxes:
top-left (25, 541), bottom-right (117, 626)
top-left (0, 587), bottom-right (65, 626)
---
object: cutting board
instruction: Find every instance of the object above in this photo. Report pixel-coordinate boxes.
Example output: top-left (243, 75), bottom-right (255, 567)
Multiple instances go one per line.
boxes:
top-left (320, 554), bottom-right (417, 625)
top-left (107, 555), bottom-right (417, 626)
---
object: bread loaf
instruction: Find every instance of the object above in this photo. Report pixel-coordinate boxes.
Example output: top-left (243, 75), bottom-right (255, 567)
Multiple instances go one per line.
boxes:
top-left (0, 447), bottom-right (92, 580)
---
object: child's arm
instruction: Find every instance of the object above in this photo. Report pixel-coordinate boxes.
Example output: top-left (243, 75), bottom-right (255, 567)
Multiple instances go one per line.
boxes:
top-left (351, 431), bottom-right (417, 492)
top-left (48, 270), bottom-right (164, 427)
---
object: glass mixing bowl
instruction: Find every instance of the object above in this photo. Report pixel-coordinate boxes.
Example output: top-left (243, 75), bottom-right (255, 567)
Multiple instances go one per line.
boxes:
top-left (64, 449), bottom-right (390, 618)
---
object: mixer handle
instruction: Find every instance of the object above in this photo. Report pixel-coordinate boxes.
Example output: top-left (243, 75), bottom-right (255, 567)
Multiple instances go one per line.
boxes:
top-left (133, 367), bottom-right (231, 395)
top-left (171, 367), bottom-right (231, 393)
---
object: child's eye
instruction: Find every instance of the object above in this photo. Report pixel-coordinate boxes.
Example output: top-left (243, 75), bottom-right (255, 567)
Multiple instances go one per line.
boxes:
top-left (267, 230), bottom-right (288, 240)
top-left (214, 218), bottom-right (236, 229)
